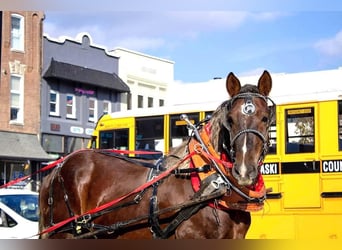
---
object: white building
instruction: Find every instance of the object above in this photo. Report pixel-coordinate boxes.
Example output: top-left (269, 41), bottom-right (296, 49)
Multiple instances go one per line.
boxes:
top-left (110, 48), bottom-right (174, 111)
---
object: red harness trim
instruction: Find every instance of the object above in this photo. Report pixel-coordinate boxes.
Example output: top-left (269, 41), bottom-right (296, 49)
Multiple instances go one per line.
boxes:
top-left (0, 149), bottom-right (162, 189)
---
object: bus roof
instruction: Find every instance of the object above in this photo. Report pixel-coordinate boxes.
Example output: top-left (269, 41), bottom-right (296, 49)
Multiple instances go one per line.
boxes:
top-left (108, 101), bottom-right (222, 119)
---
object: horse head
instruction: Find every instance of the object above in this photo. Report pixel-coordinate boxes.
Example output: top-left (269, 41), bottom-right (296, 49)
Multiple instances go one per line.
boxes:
top-left (211, 70), bottom-right (274, 186)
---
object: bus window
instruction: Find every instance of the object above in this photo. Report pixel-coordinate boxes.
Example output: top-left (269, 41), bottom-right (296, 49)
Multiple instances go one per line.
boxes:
top-left (136, 116), bottom-right (164, 152)
top-left (338, 100), bottom-right (342, 151)
top-left (268, 122), bottom-right (277, 154)
top-left (99, 129), bottom-right (129, 150)
top-left (204, 111), bottom-right (213, 120)
top-left (170, 112), bottom-right (199, 148)
top-left (285, 107), bottom-right (315, 154)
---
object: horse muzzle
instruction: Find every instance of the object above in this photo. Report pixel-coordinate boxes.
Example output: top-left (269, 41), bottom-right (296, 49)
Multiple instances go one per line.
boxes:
top-left (232, 164), bottom-right (259, 186)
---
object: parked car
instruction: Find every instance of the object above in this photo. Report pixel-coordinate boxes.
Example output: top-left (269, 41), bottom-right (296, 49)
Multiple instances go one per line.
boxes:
top-left (0, 188), bottom-right (39, 239)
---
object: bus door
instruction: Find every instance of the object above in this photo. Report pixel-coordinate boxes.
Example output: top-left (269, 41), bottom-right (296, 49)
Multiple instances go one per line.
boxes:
top-left (280, 104), bottom-right (321, 208)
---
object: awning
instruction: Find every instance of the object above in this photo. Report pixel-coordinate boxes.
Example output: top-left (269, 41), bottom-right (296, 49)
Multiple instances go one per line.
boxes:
top-left (43, 58), bottom-right (130, 93)
top-left (0, 131), bottom-right (53, 161)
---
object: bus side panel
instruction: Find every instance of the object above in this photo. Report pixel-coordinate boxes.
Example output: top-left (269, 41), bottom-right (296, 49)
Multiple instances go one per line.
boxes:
top-left (319, 101), bottom-right (339, 155)
top-left (246, 214), bottom-right (296, 239)
top-left (296, 214), bottom-right (342, 239)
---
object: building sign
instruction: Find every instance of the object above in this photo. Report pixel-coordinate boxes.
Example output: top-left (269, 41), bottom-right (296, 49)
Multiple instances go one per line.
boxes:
top-left (9, 60), bottom-right (26, 75)
top-left (50, 123), bottom-right (60, 131)
top-left (85, 128), bottom-right (94, 136)
top-left (74, 87), bottom-right (95, 96)
top-left (322, 160), bottom-right (342, 173)
top-left (260, 162), bottom-right (279, 175)
top-left (70, 126), bottom-right (84, 134)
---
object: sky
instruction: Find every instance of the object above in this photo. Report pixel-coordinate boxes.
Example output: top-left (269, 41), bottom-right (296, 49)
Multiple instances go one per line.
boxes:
top-left (3, 0), bottom-right (342, 82)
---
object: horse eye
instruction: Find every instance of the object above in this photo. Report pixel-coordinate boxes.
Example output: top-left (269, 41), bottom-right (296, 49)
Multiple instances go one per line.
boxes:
top-left (262, 116), bottom-right (268, 123)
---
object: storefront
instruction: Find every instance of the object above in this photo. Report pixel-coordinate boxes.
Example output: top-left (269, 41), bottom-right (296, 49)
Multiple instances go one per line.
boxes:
top-left (0, 131), bottom-right (53, 191)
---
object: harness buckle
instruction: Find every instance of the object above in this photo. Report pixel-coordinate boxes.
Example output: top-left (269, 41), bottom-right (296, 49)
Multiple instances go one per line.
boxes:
top-left (77, 214), bottom-right (92, 225)
top-left (193, 143), bottom-right (203, 154)
top-left (47, 197), bottom-right (53, 205)
top-left (211, 176), bottom-right (225, 190)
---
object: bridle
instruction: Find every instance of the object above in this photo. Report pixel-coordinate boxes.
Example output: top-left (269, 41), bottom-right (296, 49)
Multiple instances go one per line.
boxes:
top-left (225, 92), bottom-right (276, 165)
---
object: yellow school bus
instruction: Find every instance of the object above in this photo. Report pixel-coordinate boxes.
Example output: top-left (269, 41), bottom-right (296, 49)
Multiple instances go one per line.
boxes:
top-left (89, 97), bottom-right (342, 239)
top-left (246, 98), bottom-right (342, 239)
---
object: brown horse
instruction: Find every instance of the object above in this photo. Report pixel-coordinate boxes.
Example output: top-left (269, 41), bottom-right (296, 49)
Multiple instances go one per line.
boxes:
top-left (39, 70), bottom-right (274, 239)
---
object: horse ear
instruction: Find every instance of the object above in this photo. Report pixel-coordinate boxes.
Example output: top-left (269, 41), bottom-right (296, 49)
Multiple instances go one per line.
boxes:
top-left (257, 70), bottom-right (272, 96)
top-left (226, 72), bottom-right (241, 97)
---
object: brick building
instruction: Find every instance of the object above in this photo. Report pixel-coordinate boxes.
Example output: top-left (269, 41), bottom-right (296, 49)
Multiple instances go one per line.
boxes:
top-left (0, 11), bottom-right (51, 190)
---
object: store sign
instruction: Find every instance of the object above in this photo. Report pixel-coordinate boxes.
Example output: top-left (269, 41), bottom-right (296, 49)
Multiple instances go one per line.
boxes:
top-left (70, 126), bottom-right (84, 134)
top-left (74, 87), bottom-right (95, 96)
top-left (85, 128), bottom-right (94, 136)
top-left (50, 123), bottom-right (60, 131)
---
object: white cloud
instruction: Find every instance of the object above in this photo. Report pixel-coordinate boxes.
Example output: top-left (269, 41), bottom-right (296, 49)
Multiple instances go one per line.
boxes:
top-left (248, 11), bottom-right (291, 21)
top-left (44, 11), bottom-right (287, 52)
top-left (112, 37), bottom-right (166, 51)
top-left (314, 30), bottom-right (342, 57)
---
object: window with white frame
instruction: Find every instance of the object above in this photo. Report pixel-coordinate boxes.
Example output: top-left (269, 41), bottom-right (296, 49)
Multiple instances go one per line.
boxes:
top-left (11, 14), bottom-right (24, 51)
top-left (88, 98), bottom-right (97, 122)
top-left (138, 95), bottom-right (143, 108)
top-left (103, 101), bottom-right (111, 115)
top-left (10, 75), bottom-right (24, 123)
top-left (127, 93), bottom-right (132, 110)
top-left (49, 90), bottom-right (60, 116)
top-left (66, 94), bottom-right (76, 119)
top-left (148, 97), bottom-right (153, 108)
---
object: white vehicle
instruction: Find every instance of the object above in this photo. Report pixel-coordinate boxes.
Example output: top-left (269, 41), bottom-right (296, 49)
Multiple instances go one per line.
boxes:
top-left (0, 189), bottom-right (39, 239)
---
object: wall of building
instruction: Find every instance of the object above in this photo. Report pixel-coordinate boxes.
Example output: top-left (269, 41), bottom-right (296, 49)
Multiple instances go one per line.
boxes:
top-left (41, 33), bottom-right (128, 157)
top-left (110, 47), bottom-right (174, 110)
top-left (0, 11), bottom-right (44, 134)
